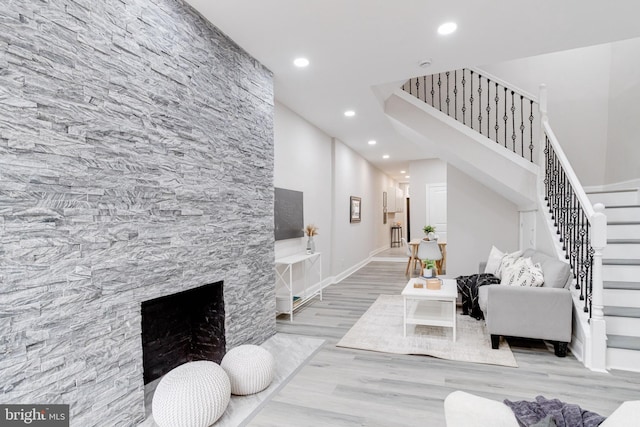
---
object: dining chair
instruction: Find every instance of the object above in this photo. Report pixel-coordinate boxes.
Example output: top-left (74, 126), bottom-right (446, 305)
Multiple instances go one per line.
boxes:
top-left (416, 240), bottom-right (443, 276)
top-left (402, 237), bottom-right (420, 275)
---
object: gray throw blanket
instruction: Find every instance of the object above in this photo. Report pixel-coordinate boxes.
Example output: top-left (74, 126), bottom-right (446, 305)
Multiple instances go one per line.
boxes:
top-left (504, 396), bottom-right (606, 427)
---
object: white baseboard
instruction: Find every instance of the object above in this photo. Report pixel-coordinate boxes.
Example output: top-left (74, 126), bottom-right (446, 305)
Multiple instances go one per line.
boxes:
top-left (583, 179), bottom-right (640, 193)
top-left (332, 257), bottom-right (371, 284)
top-left (370, 245), bottom-right (390, 257)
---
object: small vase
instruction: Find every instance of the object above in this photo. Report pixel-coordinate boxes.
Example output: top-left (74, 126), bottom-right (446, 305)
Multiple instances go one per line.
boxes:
top-left (306, 236), bottom-right (315, 254)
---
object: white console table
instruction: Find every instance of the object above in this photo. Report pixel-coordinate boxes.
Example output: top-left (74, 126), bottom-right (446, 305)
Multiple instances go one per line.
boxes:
top-left (275, 252), bottom-right (322, 321)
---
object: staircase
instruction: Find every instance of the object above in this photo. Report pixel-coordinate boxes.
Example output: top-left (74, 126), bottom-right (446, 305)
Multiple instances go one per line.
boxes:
top-left (588, 189), bottom-right (640, 371)
top-left (391, 67), bottom-right (640, 372)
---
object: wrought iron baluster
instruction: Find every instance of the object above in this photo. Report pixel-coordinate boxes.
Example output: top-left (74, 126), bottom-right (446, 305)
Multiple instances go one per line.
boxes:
top-left (461, 69), bottom-right (466, 125)
top-left (578, 210), bottom-right (587, 295)
top-left (423, 75), bottom-right (427, 103)
top-left (453, 70), bottom-right (458, 120)
top-left (503, 87), bottom-right (508, 148)
top-left (494, 83), bottom-right (499, 142)
top-left (470, 70), bottom-right (474, 130)
top-left (446, 71), bottom-right (450, 116)
top-left (520, 95), bottom-right (525, 157)
top-left (558, 167), bottom-right (566, 243)
top-left (544, 137), bottom-right (550, 203)
top-left (529, 100), bottom-right (534, 161)
top-left (511, 91), bottom-right (516, 151)
top-left (486, 78), bottom-right (491, 137)
top-left (437, 73), bottom-right (442, 111)
top-left (477, 75), bottom-right (483, 134)
top-left (415, 77), bottom-right (420, 102)
top-left (431, 75), bottom-right (435, 106)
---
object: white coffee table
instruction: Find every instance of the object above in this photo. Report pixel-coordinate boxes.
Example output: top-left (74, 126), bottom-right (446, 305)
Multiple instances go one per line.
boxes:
top-left (402, 278), bottom-right (458, 341)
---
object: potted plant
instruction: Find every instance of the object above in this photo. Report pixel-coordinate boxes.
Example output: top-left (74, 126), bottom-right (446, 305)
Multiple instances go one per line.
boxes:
top-left (422, 225), bottom-right (436, 240)
top-left (422, 259), bottom-right (436, 277)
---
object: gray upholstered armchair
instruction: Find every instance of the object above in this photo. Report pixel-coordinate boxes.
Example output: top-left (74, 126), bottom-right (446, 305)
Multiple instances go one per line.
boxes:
top-left (478, 249), bottom-right (573, 357)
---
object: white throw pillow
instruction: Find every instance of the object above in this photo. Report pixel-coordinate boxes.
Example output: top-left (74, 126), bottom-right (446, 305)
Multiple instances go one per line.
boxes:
top-left (501, 257), bottom-right (544, 287)
top-left (494, 250), bottom-right (522, 279)
top-left (484, 246), bottom-right (504, 275)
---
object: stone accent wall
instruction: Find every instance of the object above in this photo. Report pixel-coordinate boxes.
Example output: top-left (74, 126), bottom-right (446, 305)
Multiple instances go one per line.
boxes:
top-left (0, 0), bottom-right (275, 425)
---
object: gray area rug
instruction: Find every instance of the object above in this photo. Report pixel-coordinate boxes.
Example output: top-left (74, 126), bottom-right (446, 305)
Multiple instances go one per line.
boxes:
top-left (337, 294), bottom-right (518, 367)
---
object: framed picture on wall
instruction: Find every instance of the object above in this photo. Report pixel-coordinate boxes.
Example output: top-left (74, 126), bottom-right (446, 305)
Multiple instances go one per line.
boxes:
top-left (350, 196), bottom-right (361, 223)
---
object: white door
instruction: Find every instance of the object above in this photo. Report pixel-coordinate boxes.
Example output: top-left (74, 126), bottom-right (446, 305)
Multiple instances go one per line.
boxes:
top-left (426, 184), bottom-right (447, 242)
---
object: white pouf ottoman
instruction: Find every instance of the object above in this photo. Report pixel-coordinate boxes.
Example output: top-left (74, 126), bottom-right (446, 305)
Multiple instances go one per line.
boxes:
top-left (152, 361), bottom-right (231, 427)
top-left (221, 344), bottom-right (275, 395)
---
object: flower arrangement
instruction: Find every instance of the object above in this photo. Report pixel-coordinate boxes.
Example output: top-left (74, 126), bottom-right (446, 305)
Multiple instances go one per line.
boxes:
top-left (305, 224), bottom-right (319, 236)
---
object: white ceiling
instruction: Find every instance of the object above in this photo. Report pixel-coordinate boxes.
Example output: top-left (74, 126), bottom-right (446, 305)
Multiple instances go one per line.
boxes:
top-left (185, 0), bottom-right (640, 182)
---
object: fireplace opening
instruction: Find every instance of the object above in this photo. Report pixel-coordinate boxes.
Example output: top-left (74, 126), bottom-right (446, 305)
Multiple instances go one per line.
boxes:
top-left (141, 281), bottom-right (225, 384)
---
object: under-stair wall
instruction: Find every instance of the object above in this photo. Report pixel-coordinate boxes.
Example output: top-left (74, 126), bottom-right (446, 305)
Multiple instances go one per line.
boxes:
top-left (385, 89), bottom-right (538, 209)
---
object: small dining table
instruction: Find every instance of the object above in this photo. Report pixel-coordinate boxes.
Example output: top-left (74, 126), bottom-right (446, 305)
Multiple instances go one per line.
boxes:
top-left (408, 239), bottom-right (447, 275)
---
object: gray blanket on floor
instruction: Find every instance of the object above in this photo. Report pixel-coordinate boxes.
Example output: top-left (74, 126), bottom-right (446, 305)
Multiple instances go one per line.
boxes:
top-left (504, 396), bottom-right (606, 427)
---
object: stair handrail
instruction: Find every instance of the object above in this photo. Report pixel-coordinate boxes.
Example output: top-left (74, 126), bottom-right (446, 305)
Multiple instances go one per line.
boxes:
top-left (539, 84), bottom-right (607, 371)
top-left (402, 68), bottom-right (539, 163)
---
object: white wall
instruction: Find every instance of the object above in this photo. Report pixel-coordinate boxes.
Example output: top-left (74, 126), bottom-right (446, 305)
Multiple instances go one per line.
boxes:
top-left (274, 102), bottom-right (333, 279)
top-left (447, 165), bottom-right (520, 277)
top-left (409, 159), bottom-right (447, 241)
top-left (480, 43), bottom-right (612, 186)
top-left (332, 139), bottom-right (396, 275)
top-left (274, 102), bottom-right (395, 282)
top-left (606, 38), bottom-right (640, 185)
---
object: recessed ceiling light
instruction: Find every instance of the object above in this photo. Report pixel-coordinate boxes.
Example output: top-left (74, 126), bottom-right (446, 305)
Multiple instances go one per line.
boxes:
top-left (382, 154), bottom-right (390, 159)
top-left (438, 22), bottom-right (457, 35)
top-left (400, 170), bottom-right (406, 174)
top-left (293, 57), bottom-right (309, 67)
top-left (368, 140), bottom-right (376, 145)
top-left (344, 110), bottom-right (355, 117)
top-left (419, 59), bottom-right (432, 68)
top-left (405, 175), bottom-right (410, 179)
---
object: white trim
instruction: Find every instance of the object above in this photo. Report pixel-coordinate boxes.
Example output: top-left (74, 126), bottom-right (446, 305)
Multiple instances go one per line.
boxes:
top-left (584, 178), bottom-right (640, 193)
top-left (607, 348), bottom-right (640, 373)
top-left (470, 66), bottom-right (539, 103)
top-left (331, 256), bottom-right (371, 284)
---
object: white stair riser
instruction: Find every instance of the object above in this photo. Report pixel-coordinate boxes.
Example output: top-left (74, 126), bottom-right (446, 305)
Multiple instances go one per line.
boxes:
top-left (603, 244), bottom-right (640, 259)
top-left (602, 265), bottom-right (640, 282)
top-left (589, 191), bottom-right (639, 206)
top-left (603, 289), bottom-right (640, 309)
top-left (607, 224), bottom-right (640, 239)
top-left (605, 207), bottom-right (640, 222)
top-left (606, 348), bottom-right (640, 372)
top-left (606, 316), bottom-right (640, 337)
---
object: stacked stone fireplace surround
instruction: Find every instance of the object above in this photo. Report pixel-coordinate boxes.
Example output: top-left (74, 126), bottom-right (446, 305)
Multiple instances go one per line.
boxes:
top-left (0, 0), bottom-right (276, 425)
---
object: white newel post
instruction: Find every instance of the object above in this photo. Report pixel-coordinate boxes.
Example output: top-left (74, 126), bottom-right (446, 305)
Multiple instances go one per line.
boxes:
top-left (537, 84), bottom-right (548, 198)
top-left (589, 202), bottom-right (607, 372)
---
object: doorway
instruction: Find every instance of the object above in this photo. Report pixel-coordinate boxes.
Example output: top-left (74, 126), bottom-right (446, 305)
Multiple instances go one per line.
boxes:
top-left (426, 183), bottom-right (447, 242)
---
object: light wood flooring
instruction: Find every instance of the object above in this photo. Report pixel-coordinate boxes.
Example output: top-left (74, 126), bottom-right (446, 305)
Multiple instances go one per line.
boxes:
top-left (248, 261), bottom-right (640, 427)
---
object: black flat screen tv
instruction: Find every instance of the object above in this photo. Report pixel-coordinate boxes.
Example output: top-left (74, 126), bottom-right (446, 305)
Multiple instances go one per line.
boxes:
top-left (274, 187), bottom-right (304, 241)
